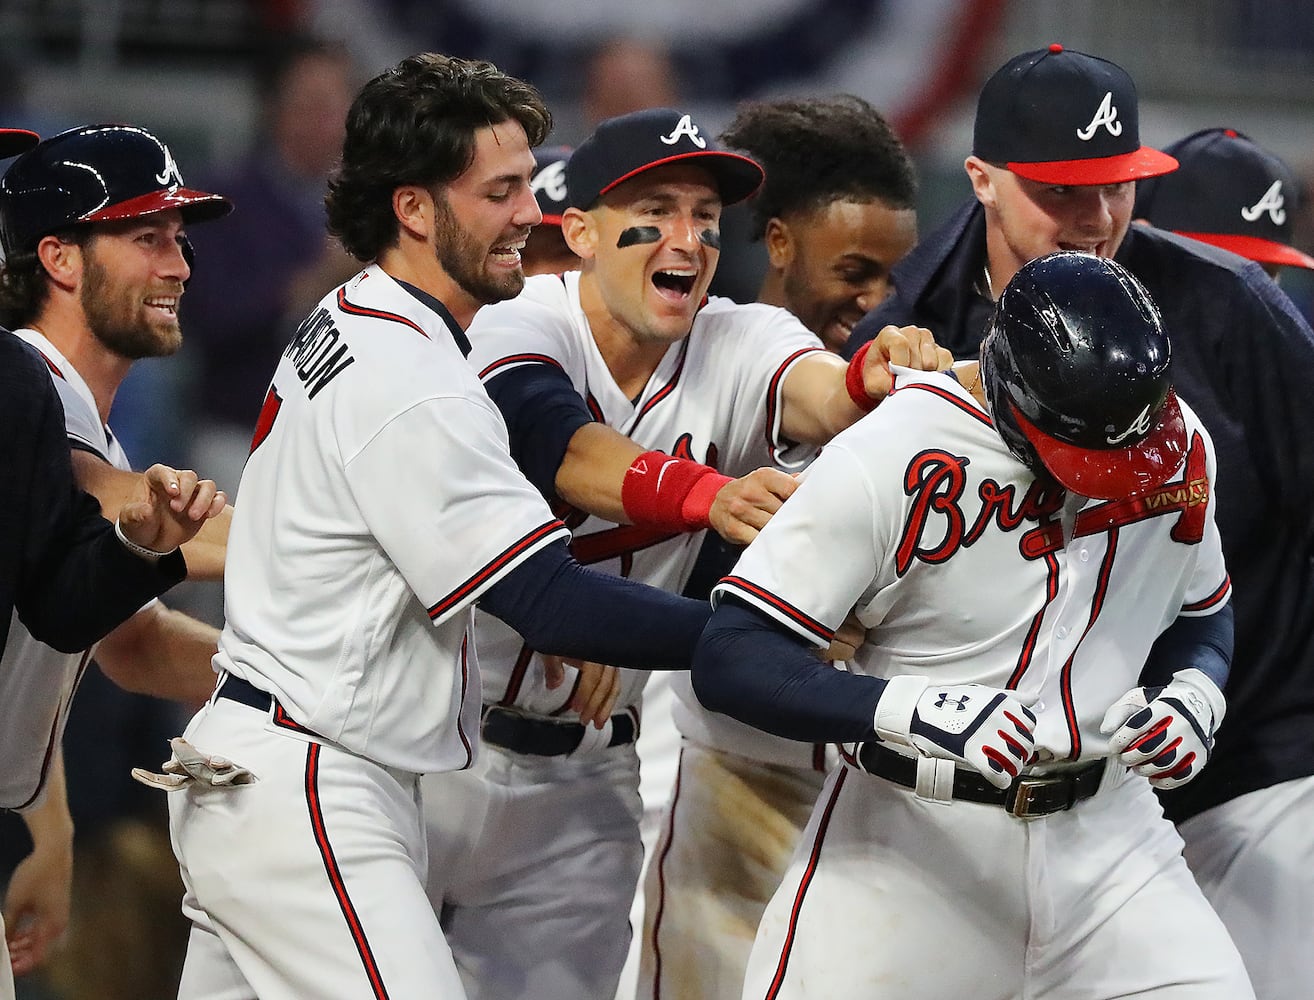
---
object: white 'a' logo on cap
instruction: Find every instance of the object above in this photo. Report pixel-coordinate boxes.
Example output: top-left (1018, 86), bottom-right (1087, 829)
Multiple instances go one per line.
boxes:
top-left (1076, 92), bottom-right (1123, 141)
top-left (1241, 180), bottom-right (1286, 225)
top-left (155, 144), bottom-right (184, 188)
top-left (1106, 403), bottom-right (1153, 445)
top-left (532, 160), bottom-right (568, 202)
top-left (659, 114), bottom-right (707, 149)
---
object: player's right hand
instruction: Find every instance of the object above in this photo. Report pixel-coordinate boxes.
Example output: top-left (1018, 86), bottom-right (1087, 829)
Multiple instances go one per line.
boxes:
top-left (873, 675), bottom-right (1037, 789)
top-left (709, 466), bottom-right (798, 544)
top-left (543, 655), bottom-right (621, 729)
top-left (859, 325), bottom-right (954, 403)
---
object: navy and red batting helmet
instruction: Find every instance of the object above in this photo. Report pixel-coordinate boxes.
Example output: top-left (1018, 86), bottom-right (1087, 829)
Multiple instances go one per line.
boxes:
top-left (980, 252), bottom-right (1186, 500)
top-left (0, 124), bottom-right (232, 257)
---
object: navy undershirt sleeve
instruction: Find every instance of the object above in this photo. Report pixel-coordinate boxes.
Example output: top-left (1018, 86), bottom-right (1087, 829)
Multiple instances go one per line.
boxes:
top-left (1141, 600), bottom-right (1234, 690)
top-left (479, 539), bottom-right (709, 671)
top-left (485, 365), bottom-right (594, 499)
top-left (692, 597), bottom-right (885, 743)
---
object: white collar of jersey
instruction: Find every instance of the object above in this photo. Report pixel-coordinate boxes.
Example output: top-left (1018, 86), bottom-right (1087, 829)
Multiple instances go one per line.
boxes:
top-left (13, 328), bottom-right (100, 418)
top-left (348, 265), bottom-right (472, 357)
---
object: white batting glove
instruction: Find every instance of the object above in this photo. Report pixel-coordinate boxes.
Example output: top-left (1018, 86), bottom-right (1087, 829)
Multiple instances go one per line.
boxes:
top-left (1100, 668), bottom-right (1226, 790)
top-left (874, 675), bottom-right (1037, 790)
top-left (131, 737), bottom-right (257, 792)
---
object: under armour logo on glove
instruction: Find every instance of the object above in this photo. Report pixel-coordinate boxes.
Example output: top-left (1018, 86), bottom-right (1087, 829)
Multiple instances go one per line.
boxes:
top-left (874, 675), bottom-right (1038, 790)
top-left (131, 736), bottom-right (257, 792)
top-left (1100, 667), bottom-right (1226, 789)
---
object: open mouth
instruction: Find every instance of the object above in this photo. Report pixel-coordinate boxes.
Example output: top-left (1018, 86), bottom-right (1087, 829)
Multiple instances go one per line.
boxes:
top-left (1057, 242), bottom-right (1105, 255)
top-left (491, 237), bottom-right (528, 265)
top-left (652, 269), bottom-right (696, 300)
top-left (145, 296), bottom-right (179, 316)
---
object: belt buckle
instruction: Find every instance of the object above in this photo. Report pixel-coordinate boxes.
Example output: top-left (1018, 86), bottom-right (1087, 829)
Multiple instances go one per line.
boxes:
top-left (1005, 774), bottom-right (1069, 818)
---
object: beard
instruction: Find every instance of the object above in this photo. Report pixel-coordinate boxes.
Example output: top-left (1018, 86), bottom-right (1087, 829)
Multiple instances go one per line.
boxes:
top-left (433, 194), bottom-right (525, 306)
top-left (80, 253), bottom-right (182, 360)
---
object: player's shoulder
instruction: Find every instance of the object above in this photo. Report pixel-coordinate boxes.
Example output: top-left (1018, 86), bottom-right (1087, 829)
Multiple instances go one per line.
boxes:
top-left (690, 297), bottom-right (822, 360)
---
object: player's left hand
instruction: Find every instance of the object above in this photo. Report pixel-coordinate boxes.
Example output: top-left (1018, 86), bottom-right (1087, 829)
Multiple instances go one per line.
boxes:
top-left (3, 835), bottom-right (72, 976)
top-left (859, 325), bottom-right (953, 404)
top-left (709, 467), bottom-right (798, 545)
top-left (1100, 667), bottom-right (1226, 789)
top-left (118, 464), bottom-right (227, 555)
top-left (544, 655), bottom-right (621, 729)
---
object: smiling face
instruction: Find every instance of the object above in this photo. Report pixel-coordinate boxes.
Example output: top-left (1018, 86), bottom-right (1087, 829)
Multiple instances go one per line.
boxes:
top-left (968, 157), bottom-right (1134, 291)
top-left (80, 210), bottom-right (189, 359)
top-left (770, 198), bottom-right (917, 352)
top-left (436, 120), bottom-right (542, 308)
top-left (573, 162), bottom-right (722, 348)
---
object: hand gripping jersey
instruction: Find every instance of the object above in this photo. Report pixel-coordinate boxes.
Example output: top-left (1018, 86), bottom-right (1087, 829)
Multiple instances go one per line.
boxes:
top-left (214, 266), bottom-right (570, 774)
top-left (466, 271), bottom-right (823, 721)
top-left (714, 368), bottom-right (1231, 763)
top-left (0, 330), bottom-right (139, 809)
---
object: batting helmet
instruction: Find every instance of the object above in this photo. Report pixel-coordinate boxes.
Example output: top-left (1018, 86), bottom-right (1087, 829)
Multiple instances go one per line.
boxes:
top-left (0, 124), bottom-right (231, 258)
top-left (980, 252), bottom-right (1186, 500)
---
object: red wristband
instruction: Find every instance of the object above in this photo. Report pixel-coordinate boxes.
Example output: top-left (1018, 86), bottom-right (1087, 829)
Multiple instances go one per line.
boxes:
top-left (621, 451), bottom-right (730, 533)
top-left (845, 342), bottom-right (879, 413)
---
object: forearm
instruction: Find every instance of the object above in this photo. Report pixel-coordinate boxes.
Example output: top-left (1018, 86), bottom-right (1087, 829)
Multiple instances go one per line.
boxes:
top-left (178, 506), bottom-right (232, 581)
top-left (692, 600), bottom-right (884, 742)
top-left (94, 603), bottom-right (219, 704)
top-left (778, 352), bottom-right (860, 446)
top-left (20, 749), bottom-right (73, 844)
top-left (1142, 601), bottom-right (1234, 690)
top-left (554, 423), bottom-right (645, 522)
top-left (480, 541), bottom-right (711, 671)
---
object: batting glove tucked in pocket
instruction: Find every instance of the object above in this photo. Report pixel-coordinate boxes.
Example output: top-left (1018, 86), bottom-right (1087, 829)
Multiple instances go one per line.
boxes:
top-left (1100, 667), bottom-right (1226, 790)
top-left (874, 675), bottom-right (1038, 790)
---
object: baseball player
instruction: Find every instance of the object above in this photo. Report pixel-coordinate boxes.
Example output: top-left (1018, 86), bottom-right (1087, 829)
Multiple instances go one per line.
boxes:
top-left (156, 54), bottom-right (723, 1000)
top-left (635, 95), bottom-right (921, 1000)
top-left (1130, 127), bottom-right (1314, 1000)
top-left (423, 106), bottom-right (947, 1000)
top-left (846, 46), bottom-right (1314, 1000)
top-left (0, 124), bottom-right (235, 982)
top-left (523, 144), bottom-right (578, 277)
top-left (696, 252), bottom-right (1251, 999)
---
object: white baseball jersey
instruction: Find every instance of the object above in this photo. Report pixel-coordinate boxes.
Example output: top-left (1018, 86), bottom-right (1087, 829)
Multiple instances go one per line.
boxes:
top-left (215, 266), bottom-right (570, 774)
top-left (714, 367), bottom-right (1231, 761)
top-left (0, 330), bottom-right (138, 809)
top-left (466, 270), bottom-right (823, 720)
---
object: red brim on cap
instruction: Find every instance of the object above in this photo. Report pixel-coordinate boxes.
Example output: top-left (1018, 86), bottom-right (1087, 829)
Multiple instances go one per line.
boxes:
top-left (1009, 147), bottom-right (1179, 186)
top-left (1012, 389), bottom-right (1187, 500)
top-left (540, 213), bottom-right (563, 227)
top-left (1175, 231), bottom-right (1314, 272)
top-left (599, 151), bottom-right (764, 207)
top-left (83, 187), bottom-right (233, 224)
top-left (0, 128), bottom-right (39, 158)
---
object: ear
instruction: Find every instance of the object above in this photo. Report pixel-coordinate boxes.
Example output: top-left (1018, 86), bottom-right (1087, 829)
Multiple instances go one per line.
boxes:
top-left (393, 185), bottom-right (433, 242)
top-left (763, 217), bottom-right (793, 271)
top-left (964, 156), bottom-right (997, 210)
top-left (561, 207), bottom-right (598, 261)
top-left (35, 234), bottom-right (81, 292)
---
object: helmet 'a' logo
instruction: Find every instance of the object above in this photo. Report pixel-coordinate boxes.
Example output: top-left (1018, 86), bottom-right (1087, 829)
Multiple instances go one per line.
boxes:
top-left (1076, 92), bottom-right (1123, 141)
top-left (531, 160), bottom-right (568, 202)
top-left (1107, 403), bottom-right (1153, 445)
top-left (659, 115), bottom-right (707, 149)
top-left (156, 144), bottom-right (184, 189)
top-left (1241, 180), bottom-right (1286, 225)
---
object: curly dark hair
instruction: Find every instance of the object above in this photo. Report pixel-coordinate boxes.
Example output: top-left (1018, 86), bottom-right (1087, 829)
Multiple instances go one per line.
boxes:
top-left (721, 95), bottom-right (917, 241)
top-left (0, 228), bottom-right (88, 329)
top-left (326, 52), bottom-right (552, 262)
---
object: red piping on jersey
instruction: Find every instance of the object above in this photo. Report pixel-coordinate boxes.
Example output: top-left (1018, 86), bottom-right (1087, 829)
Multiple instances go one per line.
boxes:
top-left (499, 644), bottom-right (536, 707)
top-left (719, 576), bottom-right (834, 644)
top-left (585, 391), bottom-right (605, 422)
top-left (477, 353), bottom-right (565, 381)
top-left (629, 338), bottom-right (691, 437)
top-left (427, 519), bottom-right (567, 621)
top-left (336, 287), bottom-right (428, 339)
top-left (763, 347), bottom-right (826, 459)
top-left (457, 633), bottom-right (474, 767)
top-left (1006, 551), bottom-right (1060, 690)
top-left (569, 522), bottom-right (681, 565)
top-left (1058, 528), bottom-right (1120, 759)
top-left (1184, 576), bottom-right (1231, 612)
top-left (34, 349), bottom-right (65, 380)
top-left (648, 746), bottom-right (687, 1000)
top-left (304, 743), bottom-right (393, 999)
top-left (765, 767), bottom-right (848, 999)
top-left (903, 380), bottom-right (995, 426)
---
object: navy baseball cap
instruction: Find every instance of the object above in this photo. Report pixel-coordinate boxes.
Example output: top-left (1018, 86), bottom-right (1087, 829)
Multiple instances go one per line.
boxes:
top-left (974, 44), bottom-right (1178, 186)
top-left (0, 128), bottom-right (38, 159)
top-left (531, 145), bottom-right (572, 226)
top-left (566, 108), bottom-right (764, 210)
top-left (1134, 128), bottom-right (1314, 271)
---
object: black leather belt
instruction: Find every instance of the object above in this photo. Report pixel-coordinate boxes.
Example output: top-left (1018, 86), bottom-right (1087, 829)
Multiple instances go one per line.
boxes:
top-left (216, 673), bottom-right (274, 712)
top-left (481, 705), bottom-right (637, 757)
top-left (858, 742), bottom-right (1105, 818)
